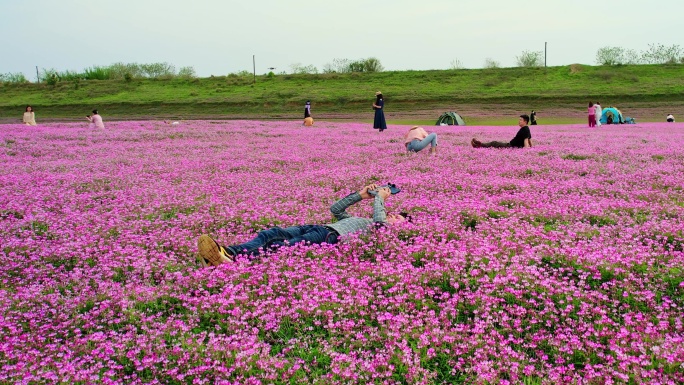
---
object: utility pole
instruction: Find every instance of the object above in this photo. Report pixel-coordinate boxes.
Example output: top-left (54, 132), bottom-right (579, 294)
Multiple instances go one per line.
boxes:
top-left (36, 66), bottom-right (40, 83)
top-left (545, 42), bottom-right (547, 67)
top-left (253, 55), bottom-right (256, 84)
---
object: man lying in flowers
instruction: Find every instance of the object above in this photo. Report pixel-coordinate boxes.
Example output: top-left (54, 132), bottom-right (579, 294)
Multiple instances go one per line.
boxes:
top-left (196, 183), bottom-right (408, 266)
top-left (471, 114), bottom-right (533, 148)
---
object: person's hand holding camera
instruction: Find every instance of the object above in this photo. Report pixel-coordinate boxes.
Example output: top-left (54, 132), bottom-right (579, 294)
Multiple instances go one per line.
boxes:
top-left (377, 187), bottom-right (391, 200)
top-left (359, 184), bottom-right (378, 200)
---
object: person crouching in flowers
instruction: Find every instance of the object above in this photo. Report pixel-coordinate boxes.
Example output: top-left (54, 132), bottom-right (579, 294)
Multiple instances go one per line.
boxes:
top-left (405, 126), bottom-right (438, 154)
top-left (86, 109), bottom-right (105, 129)
top-left (196, 183), bottom-right (409, 266)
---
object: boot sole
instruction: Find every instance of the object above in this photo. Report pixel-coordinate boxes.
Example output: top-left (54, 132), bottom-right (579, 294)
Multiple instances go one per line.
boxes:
top-left (197, 234), bottom-right (225, 266)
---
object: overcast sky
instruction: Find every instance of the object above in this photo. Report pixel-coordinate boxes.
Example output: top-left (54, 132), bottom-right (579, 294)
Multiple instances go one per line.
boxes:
top-left (2, 0), bottom-right (682, 80)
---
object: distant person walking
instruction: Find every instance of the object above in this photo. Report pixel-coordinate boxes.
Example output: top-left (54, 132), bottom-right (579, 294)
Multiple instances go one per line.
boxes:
top-left (594, 102), bottom-right (602, 127)
top-left (372, 91), bottom-right (387, 132)
top-left (667, 114), bottom-right (675, 122)
top-left (588, 102), bottom-right (596, 127)
top-left (86, 109), bottom-right (105, 129)
top-left (471, 115), bottom-right (532, 148)
top-left (404, 126), bottom-right (438, 155)
top-left (23, 106), bottom-right (37, 126)
top-left (530, 110), bottom-right (538, 125)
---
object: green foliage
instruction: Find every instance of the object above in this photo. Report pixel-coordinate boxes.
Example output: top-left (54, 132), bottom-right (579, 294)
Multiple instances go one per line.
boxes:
top-left (562, 154), bottom-right (589, 161)
top-left (177, 66), bottom-right (196, 78)
top-left (38, 62), bottom-right (195, 84)
top-left (2, 64), bottom-right (683, 120)
top-left (516, 50), bottom-right (544, 67)
top-left (0, 72), bottom-right (28, 84)
top-left (322, 57), bottom-right (384, 73)
top-left (289, 63), bottom-right (318, 74)
top-left (597, 44), bottom-right (683, 65)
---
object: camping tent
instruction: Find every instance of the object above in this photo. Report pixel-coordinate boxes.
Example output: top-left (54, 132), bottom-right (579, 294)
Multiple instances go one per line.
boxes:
top-left (435, 112), bottom-right (466, 126)
top-left (599, 107), bottom-right (624, 125)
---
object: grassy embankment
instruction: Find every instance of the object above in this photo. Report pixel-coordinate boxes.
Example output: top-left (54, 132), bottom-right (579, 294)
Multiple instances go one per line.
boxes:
top-left (1, 64), bottom-right (683, 125)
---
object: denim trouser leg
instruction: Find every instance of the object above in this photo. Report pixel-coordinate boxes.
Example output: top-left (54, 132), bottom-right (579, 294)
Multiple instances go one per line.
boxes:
top-left (227, 225), bottom-right (337, 258)
top-left (407, 133), bottom-right (438, 152)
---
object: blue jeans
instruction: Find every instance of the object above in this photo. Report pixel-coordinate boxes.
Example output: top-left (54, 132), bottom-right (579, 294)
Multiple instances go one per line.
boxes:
top-left (227, 225), bottom-right (338, 258)
top-left (407, 133), bottom-right (438, 152)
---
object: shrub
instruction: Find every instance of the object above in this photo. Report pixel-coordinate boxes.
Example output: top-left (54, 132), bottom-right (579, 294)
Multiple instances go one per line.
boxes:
top-left (140, 62), bottom-right (176, 78)
top-left (361, 57), bottom-right (384, 72)
top-left (640, 43), bottom-right (683, 64)
top-left (483, 58), bottom-right (500, 69)
top-left (516, 50), bottom-right (544, 67)
top-left (322, 58), bottom-right (351, 73)
top-left (322, 57), bottom-right (384, 73)
top-left (289, 63), bottom-right (318, 74)
top-left (596, 46), bottom-right (627, 65)
top-left (0, 72), bottom-right (28, 84)
top-left (178, 66), bottom-right (197, 78)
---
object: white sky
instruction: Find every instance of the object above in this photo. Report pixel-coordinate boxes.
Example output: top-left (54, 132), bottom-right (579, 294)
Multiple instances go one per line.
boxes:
top-left (1, 0), bottom-right (682, 79)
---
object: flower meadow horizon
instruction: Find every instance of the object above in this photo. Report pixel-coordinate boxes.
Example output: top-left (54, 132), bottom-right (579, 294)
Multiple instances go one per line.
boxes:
top-left (1, 120), bottom-right (683, 384)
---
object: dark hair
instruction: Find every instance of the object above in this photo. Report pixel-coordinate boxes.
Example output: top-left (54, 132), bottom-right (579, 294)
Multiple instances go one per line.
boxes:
top-left (519, 114), bottom-right (530, 124)
top-left (399, 212), bottom-right (413, 223)
top-left (92, 109), bottom-right (98, 114)
top-left (589, 102), bottom-right (594, 107)
top-left (25, 105), bottom-right (33, 112)
top-left (306, 100), bottom-right (311, 104)
top-left (376, 94), bottom-right (383, 102)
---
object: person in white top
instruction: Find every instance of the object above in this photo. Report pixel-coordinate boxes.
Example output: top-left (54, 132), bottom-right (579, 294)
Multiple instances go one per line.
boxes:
top-left (86, 109), bottom-right (105, 129)
top-left (595, 102), bottom-right (602, 127)
top-left (667, 114), bottom-right (675, 122)
top-left (23, 106), bottom-right (37, 126)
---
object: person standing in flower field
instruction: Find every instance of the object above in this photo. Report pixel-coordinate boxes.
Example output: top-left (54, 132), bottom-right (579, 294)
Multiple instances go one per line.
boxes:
top-left (304, 100), bottom-right (312, 119)
top-left (196, 183), bottom-right (408, 266)
top-left (23, 106), bottom-right (37, 126)
top-left (595, 102), bottom-right (602, 127)
top-left (667, 114), bottom-right (675, 122)
top-left (587, 102), bottom-right (597, 127)
top-left (372, 91), bottom-right (387, 132)
top-left (86, 109), bottom-right (105, 129)
top-left (471, 114), bottom-right (533, 148)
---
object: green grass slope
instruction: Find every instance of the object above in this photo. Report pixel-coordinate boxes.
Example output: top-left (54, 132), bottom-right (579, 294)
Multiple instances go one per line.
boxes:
top-left (1, 64), bottom-right (683, 122)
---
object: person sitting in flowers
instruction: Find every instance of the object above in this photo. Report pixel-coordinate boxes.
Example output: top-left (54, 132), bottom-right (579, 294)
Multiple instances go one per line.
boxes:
top-left (197, 183), bottom-right (408, 266)
top-left (471, 114), bottom-right (533, 148)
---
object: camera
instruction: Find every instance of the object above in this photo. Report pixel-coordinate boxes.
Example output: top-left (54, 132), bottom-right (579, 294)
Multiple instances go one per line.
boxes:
top-left (368, 183), bottom-right (401, 196)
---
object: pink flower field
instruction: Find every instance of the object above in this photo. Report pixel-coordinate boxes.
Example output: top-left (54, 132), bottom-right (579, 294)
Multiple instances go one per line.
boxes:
top-left (1, 120), bottom-right (683, 384)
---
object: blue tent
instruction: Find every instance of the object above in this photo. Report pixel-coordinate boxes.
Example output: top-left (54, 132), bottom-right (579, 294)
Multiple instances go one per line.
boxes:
top-left (599, 107), bottom-right (624, 124)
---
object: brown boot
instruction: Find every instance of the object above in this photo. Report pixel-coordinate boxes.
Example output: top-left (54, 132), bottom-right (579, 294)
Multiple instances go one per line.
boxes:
top-left (197, 234), bottom-right (233, 266)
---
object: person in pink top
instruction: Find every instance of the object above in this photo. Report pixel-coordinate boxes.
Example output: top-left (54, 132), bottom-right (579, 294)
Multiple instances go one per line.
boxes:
top-left (587, 102), bottom-right (596, 127)
top-left (86, 109), bottom-right (105, 129)
top-left (404, 126), bottom-right (438, 154)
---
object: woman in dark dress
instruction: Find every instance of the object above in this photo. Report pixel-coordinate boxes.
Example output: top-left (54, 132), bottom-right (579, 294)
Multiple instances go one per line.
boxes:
top-left (530, 110), bottom-right (537, 125)
top-left (304, 101), bottom-right (311, 118)
top-left (373, 91), bottom-right (387, 132)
